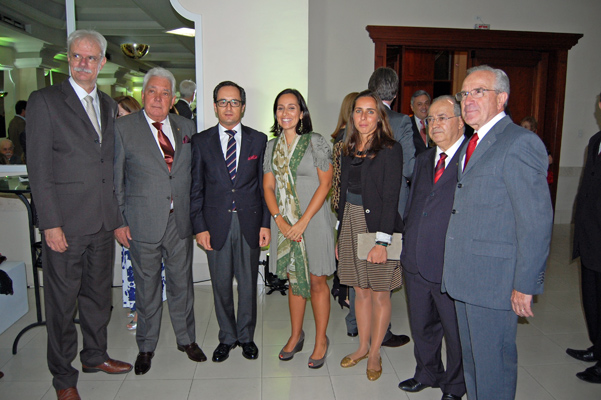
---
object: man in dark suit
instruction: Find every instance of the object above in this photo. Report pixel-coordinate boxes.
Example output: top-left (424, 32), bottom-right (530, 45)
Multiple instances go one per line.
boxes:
top-left (114, 67), bottom-right (205, 375)
top-left (442, 65), bottom-right (553, 400)
top-left (171, 79), bottom-right (195, 119)
top-left (7, 100), bottom-right (26, 158)
top-left (27, 30), bottom-right (132, 400)
top-left (568, 93), bottom-right (601, 384)
top-left (410, 90), bottom-right (431, 156)
top-left (399, 96), bottom-right (466, 400)
top-left (190, 81), bottom-right (270, 362)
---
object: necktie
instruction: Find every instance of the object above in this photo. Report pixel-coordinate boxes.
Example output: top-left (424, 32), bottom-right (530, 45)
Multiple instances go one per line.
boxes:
top-left (84, 95), bottom-right (102, 143)
top-left (152, 122), bottom-right (174, 171)
top-left (225, 130), bottom-right (237, 181)
top-left (434, 152), bottom-right (447, 183)
top-left (463, 132), bottom-right (479, 170)
top-left (419, 119), bottom-right (427, 145)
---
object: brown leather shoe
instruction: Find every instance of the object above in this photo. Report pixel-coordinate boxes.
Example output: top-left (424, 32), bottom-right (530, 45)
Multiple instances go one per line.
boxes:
top-left (81, 358), bottom-right (133, 374)
top-left (56, 387), bottom-right (81, 400)
top-left (177, 342), bottom-right (207, 362)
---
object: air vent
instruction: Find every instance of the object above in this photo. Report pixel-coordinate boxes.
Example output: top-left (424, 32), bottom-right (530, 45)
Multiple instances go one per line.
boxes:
top-left (1, 13), bottom-right (29, 33)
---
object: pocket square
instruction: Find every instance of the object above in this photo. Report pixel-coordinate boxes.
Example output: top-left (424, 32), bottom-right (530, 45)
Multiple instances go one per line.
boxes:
top-left (248, 155), bottom-right (258, 160)
top-left (182, 135), bottom-right (191, 144)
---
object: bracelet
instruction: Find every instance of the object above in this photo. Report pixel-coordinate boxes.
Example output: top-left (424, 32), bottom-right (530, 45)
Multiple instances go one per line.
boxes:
top-left (375, 241), bottom-right (389, 247)
top-left (272, 213), bottom-right (281, 221)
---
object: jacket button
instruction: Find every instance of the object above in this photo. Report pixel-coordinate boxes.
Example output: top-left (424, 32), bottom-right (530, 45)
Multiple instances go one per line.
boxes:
top-left (100, 159), bottom-right (104, 163)
top-left (457, 183), bottom-right (462, 188)
top-left (102, 179), bottom-right (105, 183)
top-left (451, 209), bottom-right (456, 214)
top-left (232, 189), bottom-right (236, 192)
top-left (365, 209), bottom-right (370, 214)
top-left (423, 212), bottom-right (427, 216)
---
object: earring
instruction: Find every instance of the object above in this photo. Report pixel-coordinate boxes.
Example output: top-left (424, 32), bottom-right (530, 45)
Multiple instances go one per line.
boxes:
top-left (276, 123), bottom-right (282, 135)
top-left (298, 119), bottom-right (304, 133)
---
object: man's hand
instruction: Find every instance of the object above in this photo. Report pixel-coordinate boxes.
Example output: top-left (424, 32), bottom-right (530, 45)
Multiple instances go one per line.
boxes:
top-left (196, 231), bottom-right (212, 251)
top-left (511, 289), bottom-right (534, 317)
top-left (44, 227), bottom-right (68, 253)
top-left (114, 226), bottom-right (132, 248)
top-left (259, 227), bottom-right (270, 247)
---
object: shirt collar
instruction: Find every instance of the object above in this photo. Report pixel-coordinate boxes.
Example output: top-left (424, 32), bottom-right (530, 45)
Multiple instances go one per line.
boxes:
top-left (219, 123), bottom-right (242, 136)
top-left (69, 76), bottom-right (98, 102)
top-left (475, 111), bottom-right (506, 141)
top-left (143, 110), bottom-right (169, 126)
top-left (436, 135), bottom-right (465, 161)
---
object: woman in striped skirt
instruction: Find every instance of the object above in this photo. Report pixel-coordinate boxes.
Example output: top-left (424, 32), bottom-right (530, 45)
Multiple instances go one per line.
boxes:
top-left (336, 90), bottom-right (404, 381)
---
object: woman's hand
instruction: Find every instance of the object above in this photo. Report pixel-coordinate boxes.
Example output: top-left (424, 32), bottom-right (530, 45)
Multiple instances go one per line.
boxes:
top-left (275, 217), bottom-right (292, 238)
top-left (285, 218), bottom-right (309, 242)
top-left (367, 245), bottom-right (387, 264)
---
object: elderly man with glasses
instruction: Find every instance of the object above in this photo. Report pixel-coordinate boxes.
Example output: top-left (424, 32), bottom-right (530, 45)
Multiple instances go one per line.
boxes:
top-left (441, 65), bottom-right (553, 400)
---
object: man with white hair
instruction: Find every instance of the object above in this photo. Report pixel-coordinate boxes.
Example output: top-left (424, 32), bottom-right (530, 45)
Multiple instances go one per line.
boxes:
top-left (28, 29), bottom-right (132, 400)
top-left (172, 79), bottom-right (196, 119)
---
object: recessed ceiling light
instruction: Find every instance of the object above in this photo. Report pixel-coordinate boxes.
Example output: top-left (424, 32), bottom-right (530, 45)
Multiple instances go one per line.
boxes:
top-left (166, 28), bottom-right (195, 37)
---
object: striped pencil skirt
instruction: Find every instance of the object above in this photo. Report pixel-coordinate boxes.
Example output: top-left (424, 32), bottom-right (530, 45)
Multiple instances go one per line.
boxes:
top-left (338, 202), bottom-right (402, 292)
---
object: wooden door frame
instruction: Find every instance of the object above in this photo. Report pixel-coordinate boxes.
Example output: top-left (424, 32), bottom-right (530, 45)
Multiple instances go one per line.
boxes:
top-left (366, 26), bottom-right (582, 207)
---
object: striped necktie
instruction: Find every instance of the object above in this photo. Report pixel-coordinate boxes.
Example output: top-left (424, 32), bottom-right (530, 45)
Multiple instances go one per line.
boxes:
top-left (225, 130), bottom-right (237, 181)
top-left (434, 153), bottom-right (447, 183)
top-left (152, 122), bottom-right (174, 171)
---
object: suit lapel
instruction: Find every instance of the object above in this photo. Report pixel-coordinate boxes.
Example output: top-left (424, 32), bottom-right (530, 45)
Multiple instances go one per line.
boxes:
top-left (236, 125), bottom-right (254, 184)
top-left (98, 91), bottom-right (113, 137)
top-left (462, 117), bottom-right (509, 176)
top-left (138, 111), bottom-right (170, 170)
top-left (209, 126), bottom-right (233, 184)
top-left (438, 137), bottom-right (467, 185)
top-left (169, 117), bottom-right (182, 166)
top-left (61, 80), bottom-right (100, 142)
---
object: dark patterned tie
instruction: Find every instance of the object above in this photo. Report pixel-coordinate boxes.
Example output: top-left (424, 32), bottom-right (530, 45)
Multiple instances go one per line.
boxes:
top-left (152, 121), bottom-right (174, 171)
top-left (225, 130), bottom-right (237, 181)
top-left (419, 119), bottom-right (427, 145)
top-left (226, 130), bottom-right (237, 210)
top-left (434, 152), bottom-right (447, 183)
top-left (463, 132), bottom-right (479, 170)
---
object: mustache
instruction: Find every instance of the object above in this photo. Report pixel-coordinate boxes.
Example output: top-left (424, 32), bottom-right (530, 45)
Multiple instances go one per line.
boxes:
top-left (72, 66), bottom-right (94, 74)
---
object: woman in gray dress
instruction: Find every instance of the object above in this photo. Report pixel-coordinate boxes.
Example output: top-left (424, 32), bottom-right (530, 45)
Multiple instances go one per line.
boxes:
top-left (263, 89), bottom-right (335, 369)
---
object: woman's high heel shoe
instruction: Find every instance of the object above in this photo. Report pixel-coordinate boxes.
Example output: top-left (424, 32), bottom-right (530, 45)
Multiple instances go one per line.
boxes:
top-left (279, 330), bottom-right (305, 361)
top-left (366, 357), bottom-right (382, 381)
top-left (308, 336), bottom-right (329, 369)
top-left (340, 351), bottom-right (369, 368)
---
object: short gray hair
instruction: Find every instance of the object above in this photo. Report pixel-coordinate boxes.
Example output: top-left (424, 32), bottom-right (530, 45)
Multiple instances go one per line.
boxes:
top-left (67, 30), bottom-right (107, 58)
top-left (368, 67), bottom-right (398, 102)
top-left (0, 138), bottom-right (14, 148)
top-left (466, 65), bottom-right (510, 106)
top-left (143, 67), bottom-right (176, 94)
top-left (431, 95), bottom-right (461, 117)
top-left (411, 90), bottom-right (431, 105)
top-left (179, 80), bottom-right (196, 98)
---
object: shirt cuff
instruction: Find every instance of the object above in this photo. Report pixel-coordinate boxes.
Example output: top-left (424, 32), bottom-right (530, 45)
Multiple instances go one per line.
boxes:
top-left (375, 231), bottom-right (392, 244)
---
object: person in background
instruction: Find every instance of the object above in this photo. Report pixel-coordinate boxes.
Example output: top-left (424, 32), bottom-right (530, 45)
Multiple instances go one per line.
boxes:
top-left (0, 138), bottom-right (21, 165)
top-left (409, 90), bottom-right (432, 156)
top-left (172, 80), bottom-right (196, 119)
top-left (263, 89), bottom-right (335, 369)
top-left (7, 100), bottom-right (26, 159)
top-left (520, 116), bottom-right (553, 184)
top-left (337, 90), bottom-right (404, 381)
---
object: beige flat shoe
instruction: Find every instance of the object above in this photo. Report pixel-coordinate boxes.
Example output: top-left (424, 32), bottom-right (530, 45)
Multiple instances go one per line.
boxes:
top-left (340, 351), bottom-right (369, 368)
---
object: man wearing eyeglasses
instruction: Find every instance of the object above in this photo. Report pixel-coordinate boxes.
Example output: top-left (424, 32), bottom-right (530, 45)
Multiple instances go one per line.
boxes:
top-left (442, 65), bottom-right (553, 400)
top-left (190, 81), bottom-right (270, 363)
top-left (28, 30), bottom-right (132, 400)
top-left (399, 96), bottom-right (467, 400)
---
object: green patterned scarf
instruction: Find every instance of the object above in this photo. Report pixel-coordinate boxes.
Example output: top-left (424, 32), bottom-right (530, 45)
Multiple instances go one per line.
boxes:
top-left (271, 133), bottom-right (312, 298)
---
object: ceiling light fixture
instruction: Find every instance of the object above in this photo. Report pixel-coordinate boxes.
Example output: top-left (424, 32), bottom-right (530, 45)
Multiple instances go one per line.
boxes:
top-left (166, 28), bottom-right (195, 37)
top-left (121, 43), bottom-right (150, 59)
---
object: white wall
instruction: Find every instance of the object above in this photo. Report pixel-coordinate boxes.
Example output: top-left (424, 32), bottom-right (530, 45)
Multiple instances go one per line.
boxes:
top-left (308, 0), bottom-right (601, 223)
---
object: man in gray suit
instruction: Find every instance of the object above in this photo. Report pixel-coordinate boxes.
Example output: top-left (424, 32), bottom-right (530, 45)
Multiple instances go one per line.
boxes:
top-left (114, 67), bottom-right (206, 375)
top-left (28, 30), bottom-right (132, 400)
top-left (443, 65), bottom-right (553, 400)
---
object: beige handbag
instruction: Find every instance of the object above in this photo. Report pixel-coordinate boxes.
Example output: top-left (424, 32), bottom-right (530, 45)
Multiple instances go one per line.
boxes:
top-left (357, 233), bottom-right (402, 261)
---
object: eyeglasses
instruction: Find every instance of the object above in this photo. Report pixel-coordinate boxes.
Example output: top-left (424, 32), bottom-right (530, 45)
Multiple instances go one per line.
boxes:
top-left (70, 53), bottom-right (101, 64)
top-left (455, 88), bottom-right (498, 102)
top-left (425, 116), bottom-right (459, 124)
top-left (216, 99), bottom-right (242, 108)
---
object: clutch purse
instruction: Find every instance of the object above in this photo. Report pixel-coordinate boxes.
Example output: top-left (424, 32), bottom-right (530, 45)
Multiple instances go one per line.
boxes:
top-left (357, 233), bottom-right (402, 261)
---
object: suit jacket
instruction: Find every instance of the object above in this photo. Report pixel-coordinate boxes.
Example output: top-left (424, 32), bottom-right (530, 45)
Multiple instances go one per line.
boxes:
top-left (402, 138), bottom-right (467, 283)
top-left (573, 130), bottom-right (601, 272)
top-left (411, 116), bottom-right (429, 156)
top-left (442, 116), bottom-right (553, 310)
top-left (190, 124), bottom-right (269, 251)
top-left (27, 79), bottom-right (122, 235)
top-left (173, 99), bottom-right (193, 119)
top-left (338, 142), bottom-right (404, 235)
top-left (385, 108), bottom-right (415, 215)
top-left (8, 116), bottom-right (26, 157)
top-left (114, 111), bottom-right (195, 243)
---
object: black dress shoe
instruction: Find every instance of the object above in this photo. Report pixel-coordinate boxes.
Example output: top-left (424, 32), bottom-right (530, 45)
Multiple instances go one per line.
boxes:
top-left (240, 341), bottom-right (259, 360)
top-left (442, 393), bottom-right (462, 400)
top-left (134, 352), bottom-right (154, 375)
top-left (399, 378), bottom-right (430, 392)
top-left (382, 334), bottom-right (411, 348)
top-left (347, 331), bottom-right (358, 337)
top-left (399, 378), bottom-right (430, 393)
top-left (212, 342), bottom-right (237, 362)
top-left (576, 364), bottom-right (601, 384)
top-left (177, 342), bottom-right (207, 362)
top-left (566, 347), bottom-right (598, 362)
